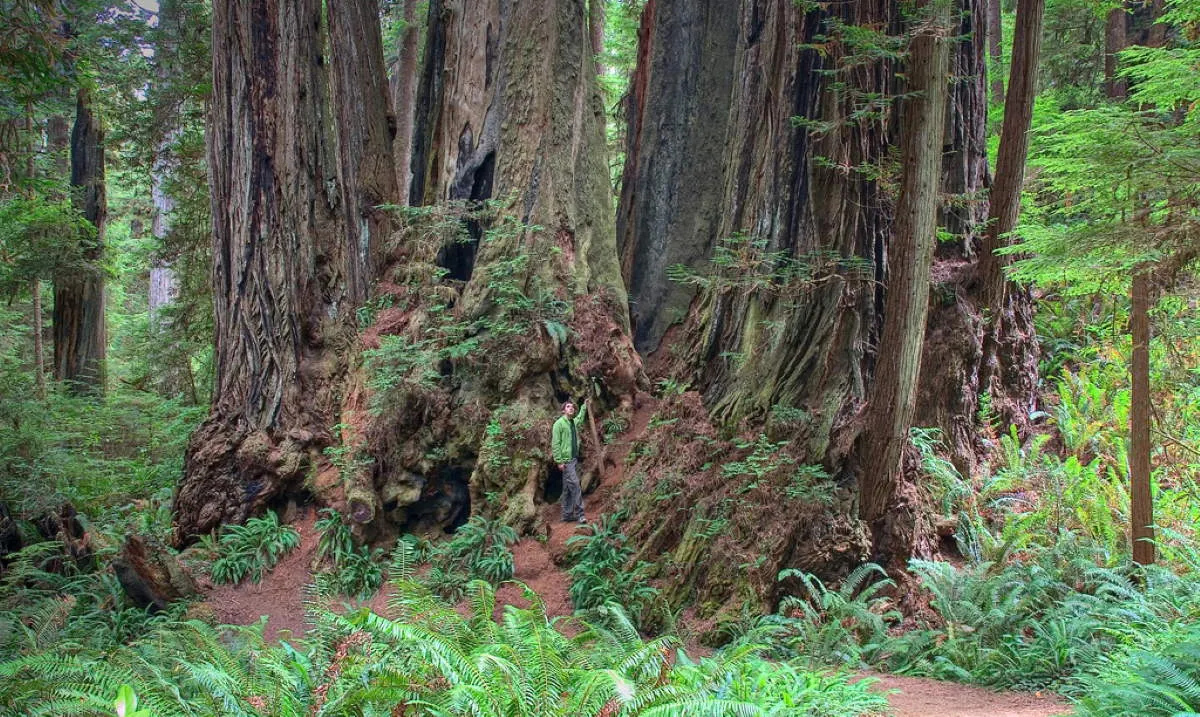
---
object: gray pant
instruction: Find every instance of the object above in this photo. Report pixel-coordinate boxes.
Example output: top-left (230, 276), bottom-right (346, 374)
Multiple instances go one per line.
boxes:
top-left (561, 459), bottom-right (584, 521)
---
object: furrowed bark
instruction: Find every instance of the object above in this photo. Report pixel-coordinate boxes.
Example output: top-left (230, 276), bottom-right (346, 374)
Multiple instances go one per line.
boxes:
top-left (375, 0), bottom-right (640, 535)
top-left (916, 0), bottom-right (991, 472)
top-left (615, 0), bottom-right (737, 353)
top-left (613, 0), bottom-right (1037, 619)
top-left (175, 0), bottom-right (397, 543)
top-left (328, 0), bottom-right (402, 302)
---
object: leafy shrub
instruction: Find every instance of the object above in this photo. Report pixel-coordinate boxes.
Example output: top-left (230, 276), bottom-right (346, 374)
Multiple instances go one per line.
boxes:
top-left (910, 427), bottom-right (970, 515)
top-left (312, 509), bottom-right (384, 599)
top-left (732, 564), bottom-right (897, 668)
top-left (873, 541), bottom-right (1200, 694)
top-left (424, 513), bottom-right (517, 601)
top-left (566, 514), bottom-right (660, 627)
top-left (208, 511), bottom-right (299, 585)
top-left (1076, 626), bottom-right (1200, 717)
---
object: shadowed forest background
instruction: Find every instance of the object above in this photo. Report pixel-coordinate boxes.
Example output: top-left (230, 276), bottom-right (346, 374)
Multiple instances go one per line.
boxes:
top-left (1, 0), bottom-right (1199, 714)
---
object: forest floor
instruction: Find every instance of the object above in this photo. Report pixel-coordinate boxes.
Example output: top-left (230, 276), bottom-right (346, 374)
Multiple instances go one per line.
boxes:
top-left (201, 395), bottom-right (1073, 716)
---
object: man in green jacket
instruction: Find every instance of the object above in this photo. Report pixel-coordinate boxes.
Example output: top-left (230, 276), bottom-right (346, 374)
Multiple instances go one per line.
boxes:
top-left (551, 400), bottom-right (587, 523)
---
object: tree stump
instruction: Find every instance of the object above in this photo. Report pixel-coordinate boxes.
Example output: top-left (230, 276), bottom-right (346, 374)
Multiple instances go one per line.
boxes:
top-left (113, 534), bottom-right (199, 612)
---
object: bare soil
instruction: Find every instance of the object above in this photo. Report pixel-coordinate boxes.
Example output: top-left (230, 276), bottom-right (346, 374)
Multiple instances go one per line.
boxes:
top-left (865, 673), bottom-right (1072, 717)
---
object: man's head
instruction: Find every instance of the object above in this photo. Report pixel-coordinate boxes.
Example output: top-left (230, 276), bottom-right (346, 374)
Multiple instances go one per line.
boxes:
top-left (562, 401), bottom-right (576, 417)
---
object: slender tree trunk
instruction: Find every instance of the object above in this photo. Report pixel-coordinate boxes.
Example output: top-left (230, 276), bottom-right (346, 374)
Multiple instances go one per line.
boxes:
top-left (328, 0), bottom-right (401, 303)
top-left (53, 87), bottom-right (106, 395)
top-left (21, 105), bottom-right (47, 401)
top-left (589, 0), bottom-right (606, 74)
top-left (1113, 0), bottom-right (1155, 566)
top-left (1130, 270), bottom-right (1154, 565)
top-left (1105, 4), bottom-right (1128, 99)
top-left (149, 149), bottom-right (179, 324)
top-left (393, 0), bottom-right (420, 196)
top-left (858, 4), bottom-right (952, 557)
top-left (917, 0), bottom-right (992, 474)
top-left (32, 279), bottom-right (46, 400)
top-left (974, 0), bottom-right (1043, 400)
top-left (988, 0), bottom-right (1003, 105)
top-left (149, 0), bottom-right (182, 328)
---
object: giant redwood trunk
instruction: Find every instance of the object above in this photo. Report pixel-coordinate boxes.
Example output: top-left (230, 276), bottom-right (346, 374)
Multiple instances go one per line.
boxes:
top-left (361, 0), bottom-right (640, 537)
top-left (174, 0), bottom-right (399, 543)
top-left (612, 0), bottom-right (1037, 622)
top-left (53, 87), bottom-right (106, 395)
top-left (624, 0), bottom-right (891, 443)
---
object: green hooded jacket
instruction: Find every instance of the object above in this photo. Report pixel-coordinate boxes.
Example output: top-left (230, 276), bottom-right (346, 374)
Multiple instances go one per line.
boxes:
top-left (551, 403), bottom-right (587, 465)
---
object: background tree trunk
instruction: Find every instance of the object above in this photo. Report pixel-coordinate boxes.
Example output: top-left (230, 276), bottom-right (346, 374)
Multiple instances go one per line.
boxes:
top-left (988, 0), bottom-right (1003, 106)
top-left (858, 3), bottom-right (952, 564)
top-left (32, 279), bottom-right (45, 399)
top-left (588, 0), bottom-right (606, 74)
top-left (1105, 3), bottom-right (1128, 99)
top-left (392, 0), bottom-right (420, 195)
top-left (53, 87), bottom-right (106, 395)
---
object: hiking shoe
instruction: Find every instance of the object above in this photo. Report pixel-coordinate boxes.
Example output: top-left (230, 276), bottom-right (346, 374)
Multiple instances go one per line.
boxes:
top-left (577, 516), bottom-right (588, 524)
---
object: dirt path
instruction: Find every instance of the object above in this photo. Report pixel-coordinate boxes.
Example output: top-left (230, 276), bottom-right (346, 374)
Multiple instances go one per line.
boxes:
top-left (866, 673), bottom-right (1071, 717)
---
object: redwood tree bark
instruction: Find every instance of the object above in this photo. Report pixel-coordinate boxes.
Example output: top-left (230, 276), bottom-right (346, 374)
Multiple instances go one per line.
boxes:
top-left (615, 0), bottom-right (738, 352)
top-left (328, 0), bottom-right (401, 302)
top-left (383, 0), bottom-right (639, 534)
top-left (174, 0), bottom-right (398, 543)
top-left (613, 0), bottom-right (1035, 613)
top-left (858, 5), bottom-right (952, 557)
top-left (916, 0), bottom-right (992, 471)
top-left (53, 87), bottom-right (106, 395)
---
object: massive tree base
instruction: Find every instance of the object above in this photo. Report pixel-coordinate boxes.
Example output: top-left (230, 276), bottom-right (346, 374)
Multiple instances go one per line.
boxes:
top-left (174, 421), bottom-right (317, 543)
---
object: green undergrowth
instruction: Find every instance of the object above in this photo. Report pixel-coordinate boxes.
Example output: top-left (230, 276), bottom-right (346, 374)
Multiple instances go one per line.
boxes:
top-left (415, 512), bottom-right (517, 602)
top-left (205, 511), bottom-right (300, 585)
top-left (567, 513), bottom-right (662, 630)
top-left (0, 568), bottom-right (887, 716)
top-left (312, 508), bottom-right (386, 599)
top-left (727, 532), bottom-right (1200, 711)
top-left (0, 383), bottom-right (204, 536)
